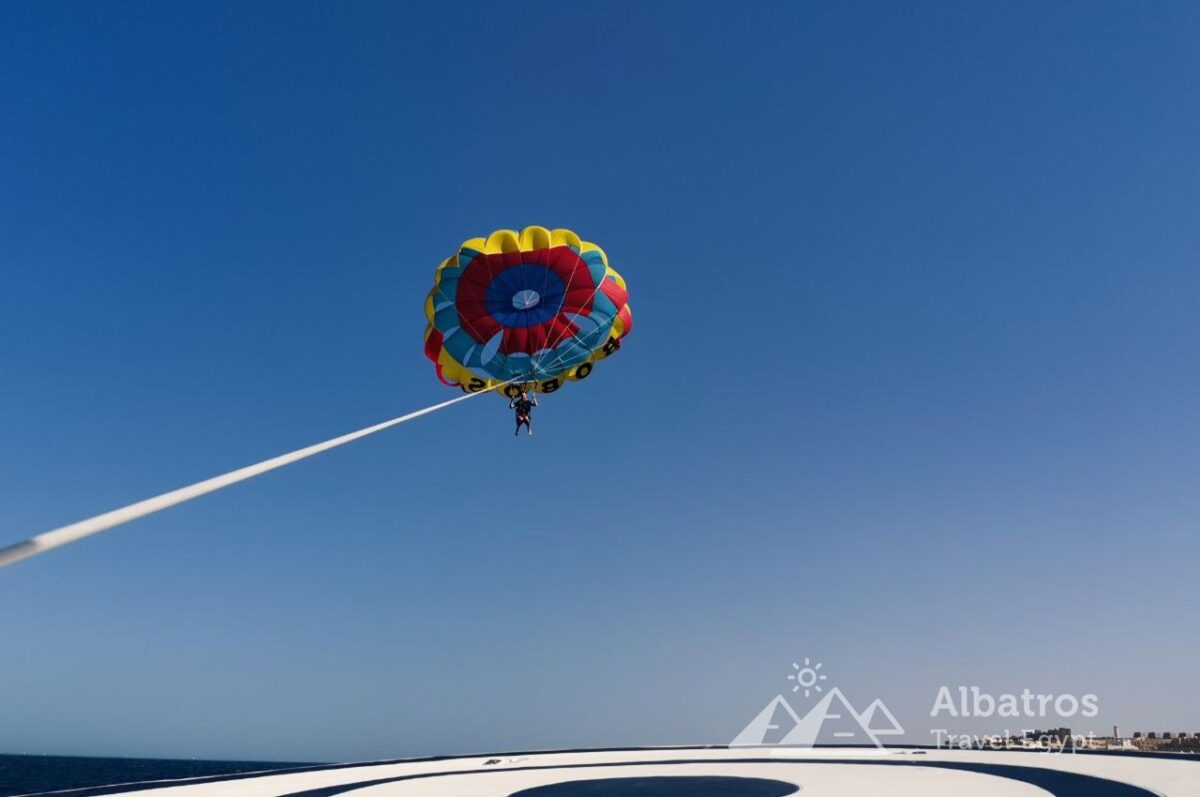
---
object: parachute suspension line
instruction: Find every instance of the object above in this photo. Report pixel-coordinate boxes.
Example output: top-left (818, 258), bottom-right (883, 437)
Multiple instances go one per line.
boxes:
top-left (536, 242), bottom-right (557, 353)
top-left (533, 256), bottom-right (620, 379)
top-left (531, 252), bottom-right (596, 378)
top-left (533, 272), bottom-right (617, 379)
top-left (531, 316), bottom-right (610, 381)
top-left (0, 382), bottom-right (516, 569)
top-left (538, 246), bottom-right (594, 373)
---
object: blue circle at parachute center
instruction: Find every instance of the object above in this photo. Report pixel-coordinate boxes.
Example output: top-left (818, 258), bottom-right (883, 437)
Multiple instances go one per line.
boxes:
top-left (486, 264), bottom-right (566, 328)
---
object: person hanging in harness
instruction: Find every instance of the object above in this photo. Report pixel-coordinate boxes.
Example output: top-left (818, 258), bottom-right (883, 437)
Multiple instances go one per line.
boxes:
top-left (509, 389), bottom-right (538, 436)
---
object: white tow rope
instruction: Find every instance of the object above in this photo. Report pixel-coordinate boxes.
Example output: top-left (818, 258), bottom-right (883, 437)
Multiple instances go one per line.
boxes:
top-left (0, 386), bottom-right (508, 568)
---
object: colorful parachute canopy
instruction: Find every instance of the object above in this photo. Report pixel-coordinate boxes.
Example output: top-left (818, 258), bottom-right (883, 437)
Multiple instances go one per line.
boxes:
top-left (424, 227), bottom-right (632, 395)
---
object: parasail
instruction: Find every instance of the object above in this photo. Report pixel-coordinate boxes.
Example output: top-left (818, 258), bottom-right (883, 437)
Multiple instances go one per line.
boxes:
top-left (423, 226), bottom-right (632, 395)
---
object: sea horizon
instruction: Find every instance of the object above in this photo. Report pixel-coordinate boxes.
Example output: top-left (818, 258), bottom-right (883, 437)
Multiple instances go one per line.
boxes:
top-left (0, 753), bottom-right (320, 797)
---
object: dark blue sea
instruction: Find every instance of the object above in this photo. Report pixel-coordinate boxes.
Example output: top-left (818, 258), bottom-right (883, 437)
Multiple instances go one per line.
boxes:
top-left (0, 755), bottom-right (317, 797)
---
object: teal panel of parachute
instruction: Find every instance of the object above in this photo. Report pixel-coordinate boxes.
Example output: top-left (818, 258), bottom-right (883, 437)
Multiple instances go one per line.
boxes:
top-left (434, 255), bottom-right (462, 288)
top-left (441, 330), bottom-right (474, 370)
top-left (458, 247), bottom-right (483, 264)
top-left (433, 302), bottom-right (460, 333)
top-left (591, 286), bottom-right (619, 321)
top-left (435, 269), bottom-right (462, 301)
top-left (582, 251), bottom-right (607, 283)
top-left (542, 343), bottom-right (590, 375)
top-left (463, 333), bottom-right (510, 380)
top-left (504, 352), bottom-right (532, 380)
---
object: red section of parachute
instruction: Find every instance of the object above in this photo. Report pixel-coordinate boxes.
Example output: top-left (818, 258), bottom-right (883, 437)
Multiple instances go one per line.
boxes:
top-left (600, 276), bottom-right (628, 309)
top-left (453, 256), bottom-right (504, 343)
top-left (424, 327), bottom-right (444, 363)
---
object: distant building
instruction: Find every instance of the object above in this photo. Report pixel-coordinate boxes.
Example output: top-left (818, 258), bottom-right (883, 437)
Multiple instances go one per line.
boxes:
top-left (1080, 734), bottom-right (1131, 751)
top-left (1127, 729), bottom-right (1200, 752)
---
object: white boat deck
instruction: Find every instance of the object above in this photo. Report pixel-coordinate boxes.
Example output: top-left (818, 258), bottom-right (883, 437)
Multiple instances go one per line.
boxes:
top-left (24, 747), bottom-right (1200, 797)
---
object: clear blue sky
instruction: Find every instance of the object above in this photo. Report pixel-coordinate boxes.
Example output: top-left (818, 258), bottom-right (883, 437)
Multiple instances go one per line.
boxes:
top-left (2, 1), bottom-right (1198, 762)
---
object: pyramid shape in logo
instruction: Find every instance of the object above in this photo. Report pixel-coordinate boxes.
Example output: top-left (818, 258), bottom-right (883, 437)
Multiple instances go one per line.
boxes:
top-left (730, 695), bottom-right (802, 746)
top-left (731, 687), bottom-right (904, 748)
top-left (860, 698), bottom-right (904, 736)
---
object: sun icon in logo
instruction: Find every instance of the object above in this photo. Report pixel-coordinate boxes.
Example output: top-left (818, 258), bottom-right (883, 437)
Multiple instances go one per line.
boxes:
top-left (787, 658), bottom-right (827, 698)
